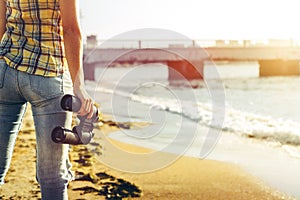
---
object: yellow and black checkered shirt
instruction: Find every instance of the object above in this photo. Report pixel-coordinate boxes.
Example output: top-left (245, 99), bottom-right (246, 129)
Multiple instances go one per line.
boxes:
top-left (0, 0), bottom-right (67, 77)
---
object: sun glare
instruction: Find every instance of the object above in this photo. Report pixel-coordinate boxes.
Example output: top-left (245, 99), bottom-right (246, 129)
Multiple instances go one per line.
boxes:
top-left (79, 0), bottom-right (300, 41)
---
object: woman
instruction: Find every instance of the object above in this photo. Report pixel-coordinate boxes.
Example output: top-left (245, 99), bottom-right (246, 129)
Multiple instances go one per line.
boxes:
top-left (0, 0), bottom-right (94, 199)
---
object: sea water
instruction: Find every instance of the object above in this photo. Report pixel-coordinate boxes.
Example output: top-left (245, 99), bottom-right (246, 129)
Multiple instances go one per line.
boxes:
top-left (87, 62), bottom-right (300, 198)
top-left (91, 62), bottom-right (300, 153)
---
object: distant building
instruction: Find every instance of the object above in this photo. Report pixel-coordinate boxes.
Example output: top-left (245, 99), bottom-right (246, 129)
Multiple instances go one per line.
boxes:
top-left (86, 35), bottom-right (98, 48)
top-left (268, 39), bottom-right (293, 46)
top-left (215, 40), bottom-right (227, 46)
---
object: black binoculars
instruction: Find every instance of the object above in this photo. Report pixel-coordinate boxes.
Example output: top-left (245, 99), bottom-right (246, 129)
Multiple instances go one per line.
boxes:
top-left (51, 94), bottom-right (99, 145)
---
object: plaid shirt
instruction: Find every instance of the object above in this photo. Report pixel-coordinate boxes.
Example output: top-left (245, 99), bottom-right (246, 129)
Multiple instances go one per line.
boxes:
top-left (0, 0), bottom-right (67, 77)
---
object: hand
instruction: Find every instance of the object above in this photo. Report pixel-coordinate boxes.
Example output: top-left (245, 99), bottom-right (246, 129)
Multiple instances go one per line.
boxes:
top-left (74, 88), bottom-right (94, 119)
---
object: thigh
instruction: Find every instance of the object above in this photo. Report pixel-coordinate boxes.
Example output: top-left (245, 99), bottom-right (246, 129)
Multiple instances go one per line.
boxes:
top-left (0, 103), bottom-right (27, 137)
top-left (28, 70), bottom-right (74, 185)
top-left (0, 103), bottom-right (27, 166)
top-left (32, 96), bottom-right (73, 186)
top-left (0, 102), bottom-right (27, 184)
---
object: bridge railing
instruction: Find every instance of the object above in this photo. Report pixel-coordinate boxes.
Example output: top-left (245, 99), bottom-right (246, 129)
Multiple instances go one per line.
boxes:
top-left (84, 39), bottom-right (300, 49)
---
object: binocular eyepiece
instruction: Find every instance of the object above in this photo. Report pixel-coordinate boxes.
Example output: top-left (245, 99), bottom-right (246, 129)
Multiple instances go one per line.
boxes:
top-left (51, 94), bottom-right (99, 145)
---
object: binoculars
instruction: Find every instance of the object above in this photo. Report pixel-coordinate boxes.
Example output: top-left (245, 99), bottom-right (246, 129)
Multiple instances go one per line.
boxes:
top-left (51, 94), bottom-right (99, 145)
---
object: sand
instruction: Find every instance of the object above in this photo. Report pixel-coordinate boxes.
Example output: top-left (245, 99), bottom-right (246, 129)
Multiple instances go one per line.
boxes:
top-left (0, 107), bottom-right (295, 200)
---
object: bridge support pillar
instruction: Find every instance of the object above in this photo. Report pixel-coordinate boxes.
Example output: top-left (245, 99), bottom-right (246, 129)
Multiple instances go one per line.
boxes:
top-left (259, 59), bottom-right (300, 76)
top-left (83, 63), bottom-right (96, 80)
top-left (167, 60), bottom-right (203, 81)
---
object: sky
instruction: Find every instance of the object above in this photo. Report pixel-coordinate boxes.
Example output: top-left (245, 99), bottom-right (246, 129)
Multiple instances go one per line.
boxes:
top-left (79, 0), bottom-right (300, 42)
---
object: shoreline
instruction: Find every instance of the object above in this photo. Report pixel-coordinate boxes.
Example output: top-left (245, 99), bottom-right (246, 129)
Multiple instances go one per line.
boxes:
top-left (0, 108), bottom-right (295, 199)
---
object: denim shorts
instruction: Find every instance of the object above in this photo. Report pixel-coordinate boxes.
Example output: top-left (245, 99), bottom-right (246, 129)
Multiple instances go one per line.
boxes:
top-left (0, 59), bottom-right (73, 200)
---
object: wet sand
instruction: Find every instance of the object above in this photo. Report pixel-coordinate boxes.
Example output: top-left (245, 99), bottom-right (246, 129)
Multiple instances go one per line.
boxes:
top-left (0, 107), bottom-right (294, 200)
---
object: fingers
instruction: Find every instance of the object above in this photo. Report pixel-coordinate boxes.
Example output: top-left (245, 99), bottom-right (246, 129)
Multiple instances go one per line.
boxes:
top-left (78, 98), bottom-right (94, 119)
top-left (74, 88), bottom-right (95, 119)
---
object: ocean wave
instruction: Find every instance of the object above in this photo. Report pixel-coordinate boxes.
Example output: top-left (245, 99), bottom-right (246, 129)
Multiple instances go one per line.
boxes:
top-left (92, 83), bottom-right (300, 159)
top-left (129, 94), bottom-right (300, 147)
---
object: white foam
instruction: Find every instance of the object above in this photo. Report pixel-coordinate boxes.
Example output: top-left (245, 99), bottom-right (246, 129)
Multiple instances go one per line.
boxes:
top-left (94, 84), bottom-right (300, 149)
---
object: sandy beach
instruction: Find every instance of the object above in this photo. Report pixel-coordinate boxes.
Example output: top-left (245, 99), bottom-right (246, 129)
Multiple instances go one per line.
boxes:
top-left (0, 106), bottom-right (295, 200)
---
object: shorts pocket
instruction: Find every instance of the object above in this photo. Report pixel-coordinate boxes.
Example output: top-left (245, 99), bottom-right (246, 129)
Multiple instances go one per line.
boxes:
top-left (29, 74), bottom-right (63, 100)
top-left (0, 60), bottom-right (8, 89)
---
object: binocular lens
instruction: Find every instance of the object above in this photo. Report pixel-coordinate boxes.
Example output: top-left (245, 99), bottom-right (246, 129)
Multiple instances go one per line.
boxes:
top-left (60, 94), bottom-right (81, 112)
top-left (52, 127), bottom-right (67, 143)
top-left (51, 126), bottom-right (93, 145)
top-left (52, 127), bottom-right (81, 145)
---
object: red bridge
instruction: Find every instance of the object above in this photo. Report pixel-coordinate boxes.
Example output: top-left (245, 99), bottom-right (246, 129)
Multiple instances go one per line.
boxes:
top-left (83, 39), bottom-right (300, 80)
